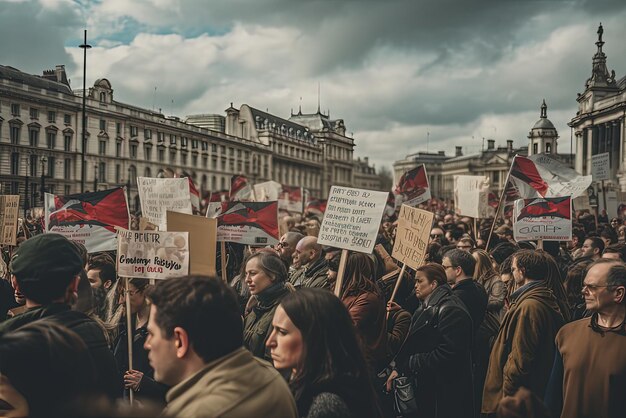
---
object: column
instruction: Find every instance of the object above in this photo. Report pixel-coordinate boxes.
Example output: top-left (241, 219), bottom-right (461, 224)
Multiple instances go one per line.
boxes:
top-left (575, 131), bottom-right (584, 174)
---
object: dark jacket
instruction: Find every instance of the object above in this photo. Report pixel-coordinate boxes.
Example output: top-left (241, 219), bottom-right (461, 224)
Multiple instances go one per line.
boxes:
top-left (291, 257), bottom-right (330, 289)
top-left (482, 281), bottom-right (565, 413)
top-left (452, 278), bottom-right (487, 335)
top-left (243, 282), bottom-right (290, 361)
top-left (395, 284), bottom-right (474, 418)
top-left (0, 303), bottom-right (121, 401)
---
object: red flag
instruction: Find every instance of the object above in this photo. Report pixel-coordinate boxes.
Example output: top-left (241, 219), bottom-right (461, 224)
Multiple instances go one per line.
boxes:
top-left (305, 198), bottom-right (327, 215)
top-left (230, 175), bottom-right (252, 201)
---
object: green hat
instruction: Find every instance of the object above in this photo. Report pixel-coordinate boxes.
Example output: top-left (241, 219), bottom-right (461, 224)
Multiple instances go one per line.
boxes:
top-left (10, 233), bottom-right (84, 283)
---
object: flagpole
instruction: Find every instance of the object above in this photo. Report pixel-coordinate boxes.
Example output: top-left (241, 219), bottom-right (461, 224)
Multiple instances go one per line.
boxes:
top-left (486, 156), bottom-right (516, 250)
top-left (386, 263), bottom-right (407, 320)
top-left (125, 277), bottom-right (135, 405)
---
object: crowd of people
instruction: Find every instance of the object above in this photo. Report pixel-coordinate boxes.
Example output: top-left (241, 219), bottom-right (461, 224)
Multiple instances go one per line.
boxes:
top-left (0, 201), bottom-right (625, 418)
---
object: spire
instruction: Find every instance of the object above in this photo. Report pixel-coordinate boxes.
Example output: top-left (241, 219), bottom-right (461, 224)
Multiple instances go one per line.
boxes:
top-left (317, 82), bottom-right (321, 114)
top-left (540, 99), bottom-right (547, 118)
top-left (586, 23), bottom-right (617, 89)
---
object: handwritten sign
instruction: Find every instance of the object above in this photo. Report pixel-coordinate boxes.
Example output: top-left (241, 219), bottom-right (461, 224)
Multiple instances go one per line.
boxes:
top-left (454, 175), bottom-right (492, 218)
top-left (318, 186), bottom-right (388, 253)
top-left (116, 227), bottom-right (189, 279)
top-left (0, 195), bottom-right (20, 245)
top-left (137, 177), bottom-right (192, 230)
top-left (513, 197), bottom-right (572, 241)
top-left (591, 152), bottom-right (610, 181)
top-left (392, 205), bottom-right (434, 270)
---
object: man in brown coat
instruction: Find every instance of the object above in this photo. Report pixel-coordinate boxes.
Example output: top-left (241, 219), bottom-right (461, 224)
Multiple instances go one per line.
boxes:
top-left (482, 250), bottom-right (565, 415)
top-left (545, 259), bottom-right (626, 418)
top-left (145, 276), bottom-right (297, 418)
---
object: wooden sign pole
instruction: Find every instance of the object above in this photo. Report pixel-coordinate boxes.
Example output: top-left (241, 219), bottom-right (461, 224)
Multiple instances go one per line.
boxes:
top-left (537, 239), bottom-right (544, 250)
top-left (333, 249), bottom-right (349, 297)
top-left (220, 241), bottom-right (228, 283)
top-left (125, 277), bottom-right (135, 405)
top-left (386, 263), bottom-right (407, 320)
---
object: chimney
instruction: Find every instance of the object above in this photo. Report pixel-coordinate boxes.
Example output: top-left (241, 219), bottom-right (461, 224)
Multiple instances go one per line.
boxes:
top-left (455, 146), bottom-right (463, 157)
top-left (487, 139), bottom-right (495, 150)
top-left (438, 150), bottom-right (445, 156)
top-left (506, 140), bottom-right (513, 153)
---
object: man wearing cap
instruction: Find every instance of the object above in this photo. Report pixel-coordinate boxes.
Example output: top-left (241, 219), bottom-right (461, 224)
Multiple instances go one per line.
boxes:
top-left (0, 233), bottom-right (121, 401)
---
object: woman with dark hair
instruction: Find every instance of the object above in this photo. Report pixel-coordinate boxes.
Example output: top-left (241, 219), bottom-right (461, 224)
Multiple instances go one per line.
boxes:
top-left (243, 250), bottom-right (292, 361)
top-left (386, 263), bottom-right (474, 418)
top-left (0, 320), bottom-right (98, 417)
top-left (110, 278), bottom-right (168, 405)
top-left (563, 261), bottom-right (591, 320)
top-left (266, 288), bottom-right (383, 418)
top-left (337, 252), bottom-right (387, 370)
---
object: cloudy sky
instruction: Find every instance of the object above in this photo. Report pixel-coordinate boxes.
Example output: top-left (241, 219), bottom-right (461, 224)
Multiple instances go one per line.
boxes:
top-left (2, 0), bottom-right (626, 172)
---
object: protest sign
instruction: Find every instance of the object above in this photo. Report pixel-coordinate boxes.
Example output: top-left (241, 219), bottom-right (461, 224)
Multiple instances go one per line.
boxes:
top-left (217, 201), bottom-right (279, 246)
top-left (116, 227), bottom-right (189, 279)
top-left (318, 186), bottom-right (388, 254)
top-left (44, 188), bottom-right (130, 253)
top-left (167, 211), bottom-right (217, 277)
top-left (253, 181), bottom-right (282, 201)
top-left (392, 205), bottom-right (434, 270)
top-left (394, 165), bottom-right (431, 207)
top-left (279, 186), bottom-right (303, 213)
top-left (454, 175), bottom-right (492, 218)
top-left (137, 177), bottom-right (192, 230)
top-left (591, 152), bottom-right (610, 181)
top-left (513, 196), bottom-right (572, 241)
top-left (0, 195), bottom-right (20, 245)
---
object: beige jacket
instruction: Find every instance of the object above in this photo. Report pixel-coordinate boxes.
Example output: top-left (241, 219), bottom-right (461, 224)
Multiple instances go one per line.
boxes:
top-left (163, 347), bottom-right (297, 418)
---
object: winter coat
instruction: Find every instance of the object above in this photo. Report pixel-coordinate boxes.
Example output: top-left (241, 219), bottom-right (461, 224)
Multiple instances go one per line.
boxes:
top-left (452, 278), bottom-right (487, 335)
top-left (342, 290), bottom-right (388, 369)
top-left (482, 281), bottom-right (565, 413)
top-left (0, 303), bottom-right (121, 401)
top-left (291, 257), bottom-right (330, 289)
top-left (394, 284), bottom-right (474, 418)
top-left (164, 347), bottom-right (298, 418)
top-left (243, 282), bottom-right (290, 361)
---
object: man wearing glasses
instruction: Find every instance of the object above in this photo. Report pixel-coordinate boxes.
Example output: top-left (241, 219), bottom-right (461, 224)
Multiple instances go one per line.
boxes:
top-left (546, 259), bottom-right (626, 418)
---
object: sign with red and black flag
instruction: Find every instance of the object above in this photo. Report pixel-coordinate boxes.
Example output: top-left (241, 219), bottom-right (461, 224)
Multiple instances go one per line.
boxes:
top-left (230, 175), bottom-right (253, 201)
top-left (216, 201), bottom-right (279, 246)
top-left (513, 196), bottom-right (572, 241)
top-left (304, 198), bottom-right (327, 216)
top-left (279, 185), bottom-right (303, 213)
top-left (44, 188), bottom-right (130, 253)
top-left (394, 164), bottom-right (431, 207)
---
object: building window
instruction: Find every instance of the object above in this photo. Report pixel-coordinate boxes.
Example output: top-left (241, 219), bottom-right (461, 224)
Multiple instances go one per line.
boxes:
top-left (11, 153), bottom-right (19, 175)
top-left (99, 92), bottom-right (106, 102)
top-left (47, 157), bottom-right (55, 177)
top-left (158, 149), bottom-right (165, 162)
top-left (64, 114), bottom-right (72, 125)
top-left (229, 147), bottom-right (234, 156)
top-left (220, 145), bottom-right (226, 155)
top-left (533, 143), bottom-right (538, 154)
top-left (99, 163), bottom-right (106, 182)
top-left (65, 159), bottom-right (72, 179)
top-left (130, 144), bottom-right (138, 158)
top-left (30, 108), bottom-right (39, 119)
top-left (169, 150), bottom-right (176, 163)
top-left (546, 143), bottom-right (552, 154)
top-left (29, 128), bottom-right (39, 147)
top-left (11, 104), bottom-right (20, 116)
top-left (47, 131), bottom-right (56, 149)
top-left (99, 119), bottom-right (106, 131)
top-left (99, 140), bottom-right (106, 154)
top-left (116, 122), bottom-right (122, 136)
top-left (115, 164), bottom-right (121, 183)
top-left (30, 154), bottom-right (38, 177)
top-left (64, 134), bottom-right (72, 152)
top-left (157, 132), bottom-right (164, 143)
top-left (181, 152), bottom-right (187, 165)
top-left (130, 126), bottom-right (138, 137)
top-left (48, 111), bottom-right (56, 123)
top-left (170, 134), bottom-right (177, 145)
top-left (10, 125), bottom-right (20, 145)
top-left (181, 137), bottom-right (188, 148)
top-left (211, 144), bottom-right (217, 153)
top-left (145, 145), bottom-right (153, 161)
top-left (192, 139), bottom-right (198, 149)
top-left (200, 141), bottom-right (208, 151)
top-left (144, 129), bottom-right (152, 140)
top-left (192, 155), bottom-right (198, 166)
top-left (116, 142), bottom-right (122, 158)
top-left (64, 185), bottom-right (71, 195)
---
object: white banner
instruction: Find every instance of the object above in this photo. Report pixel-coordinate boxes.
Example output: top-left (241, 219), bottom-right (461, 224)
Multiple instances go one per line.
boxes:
top-left (137, 177), bottom-right (192, 230)
top-left (318, 186), bottom-right (388, 253)
top-left (454, 175), bottom-right (493, 218)
top-left (591, 152), bottom-right (610, 182)
top-left (513, 197), bottom-right (572, 241)
top-left (116, 227), bottom-right (189, 279)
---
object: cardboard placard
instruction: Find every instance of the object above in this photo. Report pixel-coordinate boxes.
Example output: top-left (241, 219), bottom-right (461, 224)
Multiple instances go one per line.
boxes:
top-left (167, 211), bottom-right (217, 277)
top-left (216, 201), bottom-right (279, 246)
top-left (318, 186), bottom-right (388, 254)
top-left (137, 177), bottom-right (192, 230)
top-left (513, 197), bottom-right (572, 241)
top-left (395, 164), bottom-right (431, 207)
top-left (0, 195), bottom-right (20, 245)
top-left (391, 205), bottom-right (434, 270)
top-left (116, 227), bottom-right (189, 279)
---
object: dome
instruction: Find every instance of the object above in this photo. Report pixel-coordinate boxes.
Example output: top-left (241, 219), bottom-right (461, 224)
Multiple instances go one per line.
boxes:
top-left (532, 118), bottom-right (556, 130)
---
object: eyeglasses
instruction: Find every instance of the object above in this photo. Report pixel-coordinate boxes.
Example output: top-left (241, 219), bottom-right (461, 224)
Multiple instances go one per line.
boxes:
top-left (582, 283), bottom-right (612, 292)
top-left (430, 234), bottom-right (443, 238)
top-left (276, 242), bottom-right (286, 248)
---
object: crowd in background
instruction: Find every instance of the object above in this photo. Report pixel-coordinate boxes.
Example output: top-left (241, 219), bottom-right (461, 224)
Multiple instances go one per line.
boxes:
top-left (0, 197), bottom-right (625, 418)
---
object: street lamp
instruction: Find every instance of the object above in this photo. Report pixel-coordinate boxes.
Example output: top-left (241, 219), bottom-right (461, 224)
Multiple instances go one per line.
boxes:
top-left (40, 156), bottom-right (47, 203)
top-left (79, 30), bottom-right (92, 193)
